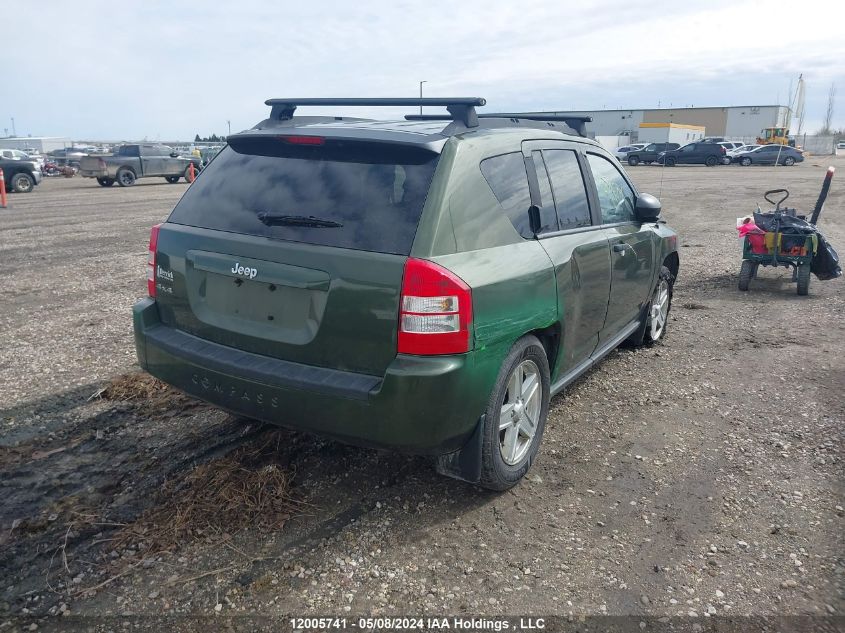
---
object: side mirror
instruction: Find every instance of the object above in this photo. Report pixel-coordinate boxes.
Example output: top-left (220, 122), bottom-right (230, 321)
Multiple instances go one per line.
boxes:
top-left (528, 205), bottom-right (542, 235)
top-left (635, 193), bottom-right (661, 221)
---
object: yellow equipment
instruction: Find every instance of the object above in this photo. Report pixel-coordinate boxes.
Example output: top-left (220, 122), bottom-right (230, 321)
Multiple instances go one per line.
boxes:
top-left (757, 127), bottom-right (790, 145)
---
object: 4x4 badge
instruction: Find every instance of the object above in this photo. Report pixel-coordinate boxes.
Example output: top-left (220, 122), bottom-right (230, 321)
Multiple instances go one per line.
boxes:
top-left (231, 262), bottom-right (258, 279)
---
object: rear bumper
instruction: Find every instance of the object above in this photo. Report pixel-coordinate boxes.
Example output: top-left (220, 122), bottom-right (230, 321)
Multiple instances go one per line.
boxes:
top-left (133, 298), bottom-right (489, 454)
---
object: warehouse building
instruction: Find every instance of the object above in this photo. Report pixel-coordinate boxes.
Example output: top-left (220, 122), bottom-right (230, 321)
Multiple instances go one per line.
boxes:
top-left (531, 105), bottom-right (790, 141)
top-left (0, 136), bottom-right (73, 153)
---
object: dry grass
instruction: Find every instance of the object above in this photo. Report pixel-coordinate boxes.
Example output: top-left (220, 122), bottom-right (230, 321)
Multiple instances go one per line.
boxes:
top-left (93, 372), bottom-right (206, 416)
top-left (112, 430), bottom-right (299, 554)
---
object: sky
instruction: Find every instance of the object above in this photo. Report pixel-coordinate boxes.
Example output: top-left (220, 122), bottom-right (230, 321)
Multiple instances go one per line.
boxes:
top-left (3, 0), bottom-right (844, 141)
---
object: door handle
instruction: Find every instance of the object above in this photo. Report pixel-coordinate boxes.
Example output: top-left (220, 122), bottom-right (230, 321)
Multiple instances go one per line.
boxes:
top-left (612, 243), bottom-right (631, 254)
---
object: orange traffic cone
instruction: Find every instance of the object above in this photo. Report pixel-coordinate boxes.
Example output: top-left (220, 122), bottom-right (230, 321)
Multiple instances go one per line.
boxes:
top-left (0, 169), bottom-right (6, 208)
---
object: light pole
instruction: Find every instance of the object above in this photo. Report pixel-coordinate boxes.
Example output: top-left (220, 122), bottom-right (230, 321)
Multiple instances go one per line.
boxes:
top-left (227, 120), bottom-right (231, 137)
top-left (11, 118), bottom-right (16, 137)
top-left (419, 81), bottom-right (427, 115)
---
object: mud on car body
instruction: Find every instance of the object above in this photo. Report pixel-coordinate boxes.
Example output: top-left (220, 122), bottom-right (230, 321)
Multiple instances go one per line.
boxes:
top-left (133, 98), bottom-right (679, 490)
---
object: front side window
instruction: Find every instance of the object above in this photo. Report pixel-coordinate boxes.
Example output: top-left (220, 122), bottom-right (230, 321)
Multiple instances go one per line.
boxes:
top-left (586, 154), bottom-right (636, 224)
top-left (480, 152), bottom-right (533, 238)
top-left (543, 150), bottom-right (592, 229)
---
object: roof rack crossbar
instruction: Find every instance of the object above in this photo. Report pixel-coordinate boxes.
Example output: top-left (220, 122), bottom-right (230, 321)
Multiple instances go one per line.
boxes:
top-left (405, 112), bottom-right (593, 136)
top-left (265, 97), bottom-right (487, 127)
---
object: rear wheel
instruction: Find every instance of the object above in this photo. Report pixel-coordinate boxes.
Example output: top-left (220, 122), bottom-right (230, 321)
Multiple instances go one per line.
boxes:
top-left (705, 156), bottom-right (718, 167)
top-left (10, 172), bottom-right (34, 193)
top-left (797, 263), bottom-right (811, 295)
top-left (628, 156), bottom-right (640, 167)
top-left (478, 335), bottom-right (550, 491)
top-left (740, 157), bottom-right (752, 166)
top-left (739, 260), bottom-right (755, 291)
top-left (116, 168), bottom-right (136, 187)
top-left (165, 176), bottom-right (181, 183)
top-left (96, 177), bottom-right (115, 187)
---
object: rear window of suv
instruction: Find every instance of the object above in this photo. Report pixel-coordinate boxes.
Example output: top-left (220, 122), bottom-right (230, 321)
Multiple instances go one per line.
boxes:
top-left (167, 138), bottom-right (440, 255)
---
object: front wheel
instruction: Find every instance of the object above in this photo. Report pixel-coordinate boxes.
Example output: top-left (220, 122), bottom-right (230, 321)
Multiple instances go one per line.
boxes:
top-left (783, 156), bottom-right (796, 166)
top-left (665, 157), bottom-right (676, 167)
top-left (478, 336), bottom-right (550, 491)
top-left (739, 260), bottom-right (755, 291)
top-left (797, 263), bottom-right (810, 295)
top-left (10, 173), bottom-right (34, 193)
top-left (644, 266), bottom-right (673, 343)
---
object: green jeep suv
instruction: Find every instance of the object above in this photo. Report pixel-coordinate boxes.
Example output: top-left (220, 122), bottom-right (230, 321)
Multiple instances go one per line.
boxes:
top-left (133, 98), bottom-right (679, 490)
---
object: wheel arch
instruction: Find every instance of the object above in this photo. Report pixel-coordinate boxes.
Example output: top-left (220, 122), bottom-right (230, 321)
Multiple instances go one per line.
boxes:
top-left (663, 251), bottom-right (679, 280)
top-left (526, 322), bottom-right (561, 379)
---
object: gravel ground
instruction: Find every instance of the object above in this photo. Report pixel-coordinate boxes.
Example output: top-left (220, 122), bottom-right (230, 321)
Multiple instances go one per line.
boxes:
top-left (1, 162), bottom-right (843, 632)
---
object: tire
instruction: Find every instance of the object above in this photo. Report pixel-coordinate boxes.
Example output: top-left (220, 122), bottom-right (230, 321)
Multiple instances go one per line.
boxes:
top-left (116, 168), bottom-right (136, 187)
top-left (478, 335), bottom-right (550, 491)
top-left (184, 165), bottom-right (197, 183)
top-left (739, 260), bottom-right (754, 291)
top-left (783, 156), bottom-right (796, 166)
top-left (96, 177), bottom-right (115, 187)
top-left (10, 172), bottom-right (34, 193)
top-left (665, 157), bottom-right (676, 167)
top-left (797, 263), bottom-right (810, 295)
top-left (165, 176), bottom-right (181, 184)
top-left (705, 156), bottom-right (718, 167)
top-left (740, 157), bottom-right (752, 166)
top-left (643, 265), bottom-right (674, 344)
top-left (628, 156), bottom-right (640, 167)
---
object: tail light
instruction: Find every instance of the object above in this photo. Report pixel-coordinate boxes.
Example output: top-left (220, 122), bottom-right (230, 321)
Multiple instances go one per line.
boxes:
top-left (278, 135), bottom-right (325, 145)
top-left (97, 158), bottom-right (106, 169)
top-left (720, 146), bottom-right (726, 154)
top-left (147, 224), bottom-right (161, 297)
top-left (398, 258), bottom-right (472, 355)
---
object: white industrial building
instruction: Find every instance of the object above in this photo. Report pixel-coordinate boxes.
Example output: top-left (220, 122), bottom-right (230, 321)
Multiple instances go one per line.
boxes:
top-left (532, 105), bottom-right (790, 142)
top-left (0, 136), bottom-right (73, 153)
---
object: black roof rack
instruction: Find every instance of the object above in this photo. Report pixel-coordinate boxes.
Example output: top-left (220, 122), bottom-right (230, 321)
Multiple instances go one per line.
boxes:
top-left (404, 112), bottom-right (593, 137)
top-left (265, 97), bottom-right (487, 127)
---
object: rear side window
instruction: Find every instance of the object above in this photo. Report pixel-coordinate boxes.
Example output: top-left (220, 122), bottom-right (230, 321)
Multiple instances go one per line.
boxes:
top-left (529, 151), bottom-right (560, 234)
top-left (480, 152), bottom-right (533, 238)
top-left (117, 146), bottom-right (139, 157)
top-left (167, 139), bottom-right (440, 255)
top-left (542, 150), bottom-right (592, 229)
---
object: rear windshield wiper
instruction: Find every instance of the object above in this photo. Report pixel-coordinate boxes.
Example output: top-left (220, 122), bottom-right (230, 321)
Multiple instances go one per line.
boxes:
top-left (256, 212), bottom-right (343, 228)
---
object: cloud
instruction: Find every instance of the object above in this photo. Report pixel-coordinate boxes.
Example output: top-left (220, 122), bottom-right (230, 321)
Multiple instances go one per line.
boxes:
top-left (2, 0), bottom-right (843, 139)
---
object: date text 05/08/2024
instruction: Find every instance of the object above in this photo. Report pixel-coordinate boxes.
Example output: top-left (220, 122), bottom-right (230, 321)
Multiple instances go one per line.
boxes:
top-left (288, 617), bottom-right (546, 631)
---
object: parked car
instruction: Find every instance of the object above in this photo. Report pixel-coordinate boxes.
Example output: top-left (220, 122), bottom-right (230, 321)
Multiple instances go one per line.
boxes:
top-left (613, 143), bottom-right (648, 160)
top-left (0, 148), bottom-right (45, 169)
top-left (132, 97), bottom-right (680, 490)
top-left (837, 141), bottom-right (845, 150)
top-left (78, 144), bottom-right (202, 187)
top-left (728, 144), bottom-right (760, 157)
top-left (0, 156), bottom-right (42, 193)
top-left (626, 143), bottom-right (680, 166)
top-left (657, 142), bottom-right (726, 166)
top-left (732, 144), bottom-right (804, 166)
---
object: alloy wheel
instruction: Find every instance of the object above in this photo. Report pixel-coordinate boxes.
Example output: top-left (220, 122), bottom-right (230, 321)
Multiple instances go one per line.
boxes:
top-left (498, 359), bottom-right (541, 465)
top-left (650, 278), bottom-right (670, 340)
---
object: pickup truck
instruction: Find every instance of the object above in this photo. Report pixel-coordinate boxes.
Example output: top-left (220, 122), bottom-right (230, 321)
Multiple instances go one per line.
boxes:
top-left (0, 156), bottom-right (42, 193)
top-left (78, 144), bottom-right (202, 187)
